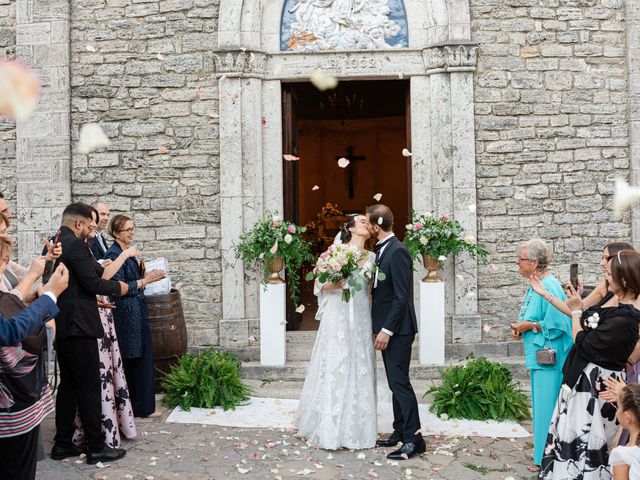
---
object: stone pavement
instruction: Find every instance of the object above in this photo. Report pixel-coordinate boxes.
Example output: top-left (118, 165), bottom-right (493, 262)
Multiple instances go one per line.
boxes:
top-left (36, 399), bottom-right (537, 480)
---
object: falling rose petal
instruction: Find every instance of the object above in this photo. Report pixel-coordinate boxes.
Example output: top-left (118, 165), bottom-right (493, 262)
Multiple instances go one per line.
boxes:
top-left (262, 118), bottom-right (266, 126)
top-left (377, 217), bottom-right (383, 225)
top-left (220, 75), bottom-right (227, 82)
top-left (312, 185), bottom-right (320, 191)
top-left (467, 203), bottom-right (477, 214)
top-left (337, 157), bottom-right (350, 168)
top-left (273, 65), bottom-right (282, 74)
top-left (295, 304), bottom-right (305, 313)
top-left (77, 123), bottom-right (111, 154)
top-left (269, 241), bottom-right (278, 255)
top-left (0, 59), bottom-right (40, 121)
top-left (156, 53), bottom-right (165, 60)
top-left (402, 148), bottom-right (412, 157)
top-left (283, 154), bottom-right (300, 161)
top-left (613, 179), bottom-right (640, 213)
top-left (85, 45), bottom-right (96, 52)
top-left (309, 69), bottom-right (338, 91)
top-left (248, 335), bottom-right (256, 342)
top-left (398, 72), bottom-right (404, 79)
top-left (373, 193), bottom-right (382, 201)
top-left (158, 146), bottom-right (168, 153)
top-left (259, 252), bottom-right (265, 259)
top-left (489, 263), bottom-right (498, 272)
top-left (483, 324), bottom-right (492, 332)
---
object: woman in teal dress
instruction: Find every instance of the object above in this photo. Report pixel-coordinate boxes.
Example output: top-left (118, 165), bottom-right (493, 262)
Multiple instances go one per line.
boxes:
top-left (510, 239), bottom-right (573, 473)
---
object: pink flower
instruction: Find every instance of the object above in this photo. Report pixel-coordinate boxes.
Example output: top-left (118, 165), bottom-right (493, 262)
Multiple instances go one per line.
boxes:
top-left (272, 220), bottom-right (282, 227)
top-left (287, 225), bottom-right (296, 234)
top-left (414, 223), bottom-right (423, 230)
top-left (441, 214), bottom-right (450, 221)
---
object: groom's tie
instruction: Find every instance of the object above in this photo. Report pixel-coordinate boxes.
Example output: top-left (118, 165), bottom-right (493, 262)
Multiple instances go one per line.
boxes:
top-left (375, 238), bottom-right (391, 264)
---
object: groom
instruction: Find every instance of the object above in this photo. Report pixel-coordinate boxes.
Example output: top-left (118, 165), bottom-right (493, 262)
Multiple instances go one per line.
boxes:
top-left (367, 204), bottom-right (426, 460)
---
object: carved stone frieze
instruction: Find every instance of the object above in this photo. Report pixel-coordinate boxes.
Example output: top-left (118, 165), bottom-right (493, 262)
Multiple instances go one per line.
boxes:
top-left (213, 50), bottom-right (268, 76)
top-left (422, 45), bottom-right (478, 73)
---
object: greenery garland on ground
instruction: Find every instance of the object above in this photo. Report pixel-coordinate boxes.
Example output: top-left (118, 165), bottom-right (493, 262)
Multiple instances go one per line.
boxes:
top-left (234, 211), bottom-right (313, 306)
top-left (425, 357), bottom-right (530, 422)
top-left (162, 349), bottom-right (250, 411)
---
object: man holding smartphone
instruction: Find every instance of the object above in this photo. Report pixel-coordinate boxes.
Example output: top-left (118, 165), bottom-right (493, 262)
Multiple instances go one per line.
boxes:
top-left (50, 203), bottom-right (130, 465)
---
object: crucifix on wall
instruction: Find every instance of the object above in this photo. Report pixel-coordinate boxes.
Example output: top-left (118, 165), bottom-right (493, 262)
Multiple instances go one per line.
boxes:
top-left (336, 146), bottom-right (366, 199)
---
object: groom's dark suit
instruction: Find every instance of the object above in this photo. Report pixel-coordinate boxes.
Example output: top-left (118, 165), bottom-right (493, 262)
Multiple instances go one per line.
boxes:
top-left (372, 235), bottom-right (421, 443)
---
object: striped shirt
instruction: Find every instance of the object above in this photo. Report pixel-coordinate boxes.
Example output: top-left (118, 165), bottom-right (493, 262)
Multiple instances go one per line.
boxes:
top-left (0, 386), bottom-right (54, 438)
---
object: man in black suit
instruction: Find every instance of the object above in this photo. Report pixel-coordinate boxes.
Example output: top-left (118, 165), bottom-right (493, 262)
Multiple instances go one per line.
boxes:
top-left (88, 201), bottom-right (110, 260)
top-left (51, 203), bottom-right (129, 464)
top-left (367, 204), bottom-right (425, 460)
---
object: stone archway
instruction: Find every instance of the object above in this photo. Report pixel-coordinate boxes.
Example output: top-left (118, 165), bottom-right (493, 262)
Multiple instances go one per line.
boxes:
top-left (215, 0), bottom-right (483, 350)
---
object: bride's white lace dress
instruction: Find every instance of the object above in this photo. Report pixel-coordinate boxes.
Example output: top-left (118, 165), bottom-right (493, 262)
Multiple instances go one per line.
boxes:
top-left (294, 252), bottom-right (377, 450)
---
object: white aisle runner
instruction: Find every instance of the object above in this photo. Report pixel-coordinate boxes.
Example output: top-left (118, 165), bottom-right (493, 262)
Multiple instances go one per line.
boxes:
top-left (166, 396), bottom-right (530, 438)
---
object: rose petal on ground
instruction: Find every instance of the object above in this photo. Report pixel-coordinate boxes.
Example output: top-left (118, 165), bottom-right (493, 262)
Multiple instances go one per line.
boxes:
top-left (309, 69), bottom-right (338, 91)
top-left (237, 466), bottom-right (250, 474)
top-left (337, 157), bottom-right (350, 168)
top-left (368, 469), bottom-right (378, 478)
top-left (96, 462), bottom-right (107, 468)
top-left (295, 305), bottom-right (305, 313)
top-left (402, 148), bottom-right (412, 157)
top-left (159, 430), bottom-right (171, 434)
top-left (373, 193), bottom-right (382, 201)
top-left (296, 468), bottom-right (314, 475)
top-left (400, 453), bottom-right (409, 460)
top-left (77, 123), bottom-right (111, 154)
top-left (283, 154), bottom-right (300, 161)
top-left (356, 453), bottom-right (366, 460)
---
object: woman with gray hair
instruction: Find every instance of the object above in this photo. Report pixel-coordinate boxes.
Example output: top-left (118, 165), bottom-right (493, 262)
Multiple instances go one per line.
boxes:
top-left (510, 239), bottom-right (573, 473)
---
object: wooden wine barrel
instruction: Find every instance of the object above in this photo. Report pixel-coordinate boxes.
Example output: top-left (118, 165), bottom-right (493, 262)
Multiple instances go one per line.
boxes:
top-left (146, 289), bottom-right (187, 392)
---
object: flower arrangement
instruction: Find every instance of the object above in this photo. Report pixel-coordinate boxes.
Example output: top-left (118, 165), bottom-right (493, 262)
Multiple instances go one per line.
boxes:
top-left (403, 211), bottom-right (488, 264)
top-left (234, 212), bottom-right (314, 306)
top-left (305, 243), bottom-right (385, 302)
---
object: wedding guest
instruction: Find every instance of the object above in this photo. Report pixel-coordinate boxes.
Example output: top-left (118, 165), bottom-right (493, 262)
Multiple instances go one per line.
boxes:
top-left (51, 203), bottom-right (129, 465)
top-left (89, 201), bottom-right (111, 260)
top-left (607, 383), bottom-right (640, 479)
top-left (0, 192), bottom-right (11, 224)
top-left (72, 207), bottom-right (137, 449)
top-left (531, 242), bottom-right (635, 317)
top-left (0, 249), bottom-right (69, 480)
top-left (510, 239), bottom-right (573, 473)
top-left (105, 215), bottom-right (165, 418)
top-left (540, 250), bottom-right (640, 479)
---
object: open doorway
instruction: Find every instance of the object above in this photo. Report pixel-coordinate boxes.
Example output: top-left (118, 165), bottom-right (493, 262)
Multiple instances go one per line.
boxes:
top-left (282, 80), bottom-right (411, 330)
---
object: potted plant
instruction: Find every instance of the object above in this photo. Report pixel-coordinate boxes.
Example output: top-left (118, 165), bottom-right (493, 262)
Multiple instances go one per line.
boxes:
top-left (403, 211), bottom-right (488, 282)
top-left (234, 212), bottom-right (313, 306)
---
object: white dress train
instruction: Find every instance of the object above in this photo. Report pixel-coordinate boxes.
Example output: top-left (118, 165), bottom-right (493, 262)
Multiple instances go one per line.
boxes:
top-left (294, 253), bottom-right (377, 450)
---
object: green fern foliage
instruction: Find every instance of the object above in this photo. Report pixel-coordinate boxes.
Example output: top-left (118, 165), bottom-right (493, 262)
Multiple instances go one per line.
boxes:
top-left (161, 349), bottom-right (250, 411)
top-left (426, 357), bottom-right (530, 422)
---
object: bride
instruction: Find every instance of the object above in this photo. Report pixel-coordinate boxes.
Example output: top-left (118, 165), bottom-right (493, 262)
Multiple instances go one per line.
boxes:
top-left (294, 214), bottom-right (377, 450)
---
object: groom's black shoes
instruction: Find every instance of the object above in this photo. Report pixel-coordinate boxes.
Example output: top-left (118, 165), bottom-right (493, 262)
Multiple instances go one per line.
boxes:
top-left (376, 431), bottom-right (402, 448)
top-left (387, 437), bottom-right (427, 460)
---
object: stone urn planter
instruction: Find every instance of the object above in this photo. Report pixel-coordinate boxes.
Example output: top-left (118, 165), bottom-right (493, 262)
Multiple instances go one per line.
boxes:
top-left (422, 254), bottom-right (444, 283)
top-left (267, 255), bottom-right (285, 284)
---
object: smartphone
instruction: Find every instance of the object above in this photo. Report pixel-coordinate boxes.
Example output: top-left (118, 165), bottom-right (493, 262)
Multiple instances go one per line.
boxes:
top-left (42, 230), bottom-right (61, 283)
top-left (569, 263), bottom-right (579, 291)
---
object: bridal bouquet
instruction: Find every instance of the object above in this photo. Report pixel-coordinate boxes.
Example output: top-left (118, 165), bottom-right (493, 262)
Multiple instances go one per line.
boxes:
top-left (305, 244), bottom-right (385, 302)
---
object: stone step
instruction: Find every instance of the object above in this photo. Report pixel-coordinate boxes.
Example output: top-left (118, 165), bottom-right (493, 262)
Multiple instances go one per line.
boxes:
top-left (240, 356), bottom-right (529, 383)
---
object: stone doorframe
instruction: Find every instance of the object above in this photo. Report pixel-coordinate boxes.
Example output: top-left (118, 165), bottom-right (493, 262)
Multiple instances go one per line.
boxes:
top-left (215, 0), bottom-right (482, 347)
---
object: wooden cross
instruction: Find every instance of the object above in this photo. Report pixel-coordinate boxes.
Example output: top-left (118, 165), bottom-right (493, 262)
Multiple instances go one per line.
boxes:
top-left (336, 146), bottom-right (366, 199)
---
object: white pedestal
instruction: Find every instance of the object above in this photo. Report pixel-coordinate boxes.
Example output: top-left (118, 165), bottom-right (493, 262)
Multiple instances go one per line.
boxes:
top-left (259, 283), bottom-right (286, 366)
top-left (419, 281), bottom-right (445, 365)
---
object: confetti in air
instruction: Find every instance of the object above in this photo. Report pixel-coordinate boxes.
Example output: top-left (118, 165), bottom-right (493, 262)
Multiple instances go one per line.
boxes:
top-left (77, 123), bottom-right (111, 154)
top-left (613, 179), bottom-right (640, 213)
top-left (337, 157), bottom-right (350, 168)
top-left (310, 69), bottom-right (339, 91)
top-left (85, 45), bottom-right (96, 52)
top-left (283, 154), bottom-right (300, 161)
top-left (467, 203), bottom-right (477, 214)
top-left (402, 148), bottom-right (412, 157)
top-left (373, 193), bottom-right (382, 201)
top-left (312, 185), bottom-right (320, 191)
top-left (0, 59), bottom-right (40, 121)
top-left (295, 305), bottom-right (305, 313)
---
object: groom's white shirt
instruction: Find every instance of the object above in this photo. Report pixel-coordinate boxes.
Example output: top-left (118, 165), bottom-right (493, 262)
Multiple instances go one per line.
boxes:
top-left (376, 233), bottom-right (395, 338)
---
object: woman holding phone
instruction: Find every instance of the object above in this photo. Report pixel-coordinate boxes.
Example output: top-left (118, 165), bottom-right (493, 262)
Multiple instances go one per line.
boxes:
top-left (105, 215), bottom-right (165, 418)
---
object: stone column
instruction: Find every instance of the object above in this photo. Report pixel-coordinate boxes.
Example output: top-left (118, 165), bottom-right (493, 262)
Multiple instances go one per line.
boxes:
top-left (214, 50), bottom-right (267, 346)
top-left (14, 0), bottom-right (71, 264)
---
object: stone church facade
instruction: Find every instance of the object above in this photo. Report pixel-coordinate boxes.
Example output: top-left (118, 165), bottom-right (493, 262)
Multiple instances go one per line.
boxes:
top-left (0, 0), bottom-right (638, 357)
